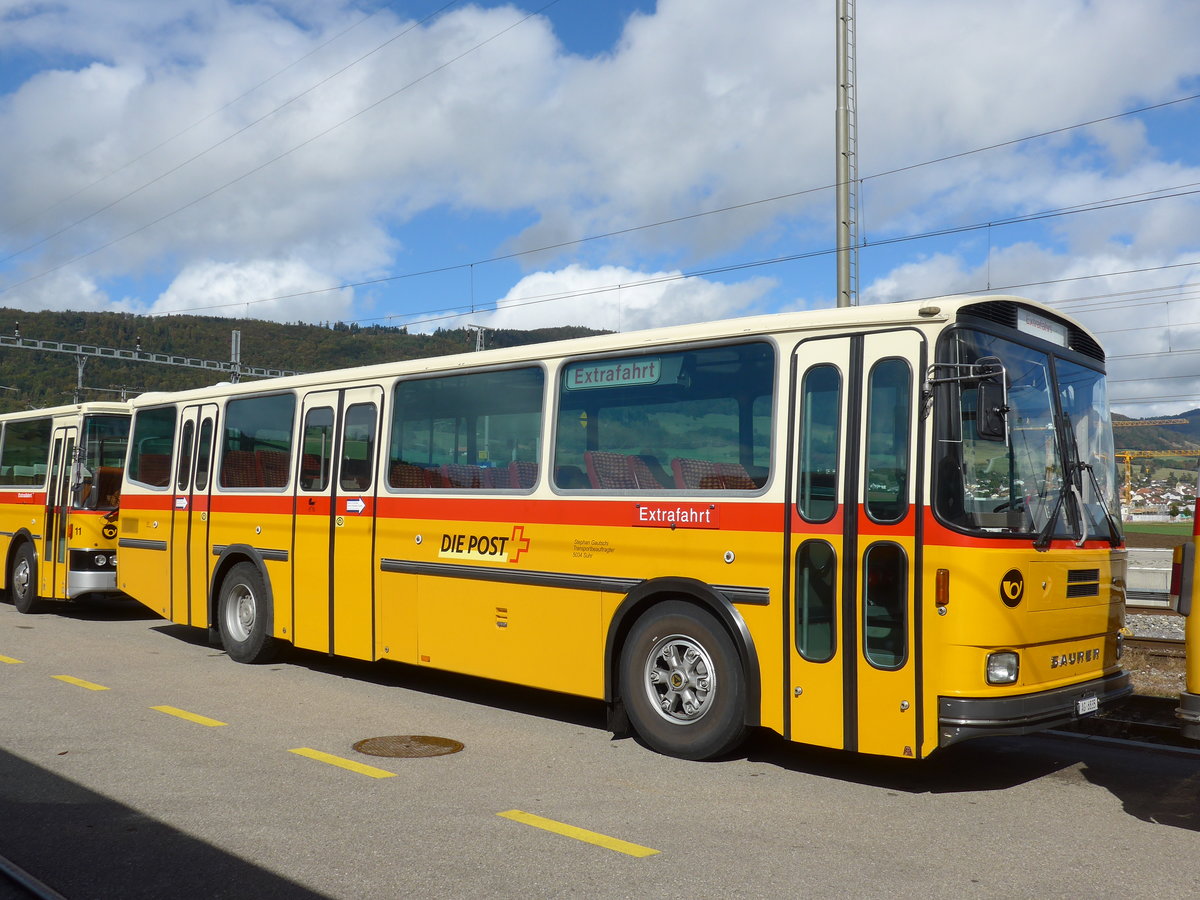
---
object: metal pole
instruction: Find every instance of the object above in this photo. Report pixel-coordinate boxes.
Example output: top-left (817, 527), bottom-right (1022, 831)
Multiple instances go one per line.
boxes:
top-left (835, 0), bottom-right (858, 307)
top-left (231, 329), bottom-right (242, 384)
top-left (74, 354), bottom-right (86, 404)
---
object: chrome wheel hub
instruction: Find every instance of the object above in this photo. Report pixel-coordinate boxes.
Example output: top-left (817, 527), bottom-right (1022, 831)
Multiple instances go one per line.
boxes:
top-left (226, 584), bottom-right (255, 642)
top-left (643, 634), bottom-right (715, 723)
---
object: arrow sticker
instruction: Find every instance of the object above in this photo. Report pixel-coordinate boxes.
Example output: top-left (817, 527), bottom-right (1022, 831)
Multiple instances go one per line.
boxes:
top-left (174, 497), bottom-right (188, 510)
top-left (345, 497), bottom-right (366, 515)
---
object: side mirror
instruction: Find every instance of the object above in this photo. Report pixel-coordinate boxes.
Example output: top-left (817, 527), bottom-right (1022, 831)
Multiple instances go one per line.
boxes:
top-left (976, 380), bottom-right (1007, 442)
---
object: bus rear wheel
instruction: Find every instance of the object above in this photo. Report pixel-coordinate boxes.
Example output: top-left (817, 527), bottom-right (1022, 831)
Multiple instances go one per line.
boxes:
top-left (217, 562), bottom-right (279, 664)
top-left (619, 601), bottom-right (746, 760)
top-left (10, 543), bottom-right (41, 615)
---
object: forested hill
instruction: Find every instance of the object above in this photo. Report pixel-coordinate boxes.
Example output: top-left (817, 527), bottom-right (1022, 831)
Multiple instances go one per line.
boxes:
top-left (0, 307), bottom-right (606, 412)
top-left (1113, 410), bottom-right (1200, 455)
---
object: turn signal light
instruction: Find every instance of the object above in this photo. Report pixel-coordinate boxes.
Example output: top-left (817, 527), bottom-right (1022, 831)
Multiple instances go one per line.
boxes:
top-left (935, 568), bottom-right (950, 607)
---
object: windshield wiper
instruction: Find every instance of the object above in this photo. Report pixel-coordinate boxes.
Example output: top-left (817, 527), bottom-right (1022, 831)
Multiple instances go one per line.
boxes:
top-left (1035, 412), bottom-right (1084, 551)
top-left (1033, 412), bottom-right (1121, 550)
top-left (1079, 460), bottom-right (1122, 547)
top-left (1033, 482), bottom-right (1069, 551)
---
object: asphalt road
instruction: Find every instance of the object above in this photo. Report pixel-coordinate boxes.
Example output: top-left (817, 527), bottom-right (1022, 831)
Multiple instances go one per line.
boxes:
top-left (2, 595), bottom-right (1199, 899)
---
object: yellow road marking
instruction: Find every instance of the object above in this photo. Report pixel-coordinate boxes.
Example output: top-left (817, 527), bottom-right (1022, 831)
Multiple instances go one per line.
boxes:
top-left (151, 705), bottom-right (227, 727)
top-left (52, 675), bottom-right (109, 691)
top-left (0, 654), bottom-right (23, 664)
top-left (288, 748), bottom-right (397, 779)
top-left (497, 810), bottom-right (660, 857)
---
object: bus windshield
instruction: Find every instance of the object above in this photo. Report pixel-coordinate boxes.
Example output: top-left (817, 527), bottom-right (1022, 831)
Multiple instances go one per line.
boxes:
top-left (74, 414), bottom-right (129, 510)
top-left (934, 328), bottom-right (1122, 544)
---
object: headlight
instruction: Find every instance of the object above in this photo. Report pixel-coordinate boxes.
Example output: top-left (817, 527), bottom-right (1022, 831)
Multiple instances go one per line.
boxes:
top-left (986, 651), bottom-right (1019, 685)
top-left (109, 554), bottom-right (117, 567)
top-left (94, 553), bottom-right (108, 567)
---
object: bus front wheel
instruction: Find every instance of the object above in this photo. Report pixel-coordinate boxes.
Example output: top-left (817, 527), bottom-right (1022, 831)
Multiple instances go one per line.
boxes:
top-left (619, 601), bottom-right (746, 760)
top-left (10, 544), bottom-right (41, 615)
top-left (217, 562), bottom-right (280, 664)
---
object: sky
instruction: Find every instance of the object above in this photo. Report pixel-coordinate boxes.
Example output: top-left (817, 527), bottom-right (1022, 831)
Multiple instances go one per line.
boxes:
top-left (2, 0), bottom-right (1200, 416)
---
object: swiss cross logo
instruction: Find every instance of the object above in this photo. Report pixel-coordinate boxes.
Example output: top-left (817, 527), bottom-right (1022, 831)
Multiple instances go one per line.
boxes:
top-left (508, 525), bottom-right (531, 564)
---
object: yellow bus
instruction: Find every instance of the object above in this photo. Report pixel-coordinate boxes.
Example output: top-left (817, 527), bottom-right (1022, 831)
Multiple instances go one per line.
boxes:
top-left (116, 295), bottom-right (1130, 759)
top-left (1, 403), bottom-right (130, 614)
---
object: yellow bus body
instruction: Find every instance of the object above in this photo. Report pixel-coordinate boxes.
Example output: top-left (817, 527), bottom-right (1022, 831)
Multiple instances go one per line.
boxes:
top-left (117, 296), bottom-right (1130, 759)
top-left (0, 403), bottom-right (129, 611)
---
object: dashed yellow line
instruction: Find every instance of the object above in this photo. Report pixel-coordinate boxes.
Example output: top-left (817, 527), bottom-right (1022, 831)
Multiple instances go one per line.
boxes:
top-left (0, 654), bottom-right (23, 664)
top-left (498, 809), bottom-right (660, 857)
top-left (52, 675), bottom-right (109, 691)
top-left (288, 747), bottom-right (397, 779)
top-left (151, 705), bottom-right (227, 727)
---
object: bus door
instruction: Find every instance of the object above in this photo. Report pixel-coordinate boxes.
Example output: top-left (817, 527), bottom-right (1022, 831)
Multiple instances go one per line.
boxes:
top-left (292, 386), bottom-right (383, 659)
top-left (43, 425), bottom-right (76, 599)
top-left (170, 404), bottom-right (217, 625)
top-left (787, 329), bottom-right (925, 757)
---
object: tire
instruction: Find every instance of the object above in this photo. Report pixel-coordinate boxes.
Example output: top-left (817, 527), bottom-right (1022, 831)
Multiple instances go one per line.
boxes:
top-left (10, 543), bottom-right (42, 615)
top-left (619, 600), bottom-right (746, 760)
top-left (217, 562), bottom-right (280, 664)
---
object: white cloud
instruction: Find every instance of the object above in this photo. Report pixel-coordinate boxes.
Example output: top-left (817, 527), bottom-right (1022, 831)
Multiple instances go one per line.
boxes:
top-left (0, 0), bottom-right (1198, 342)
top-left (151, 258), bottom-right (353, 321)
top-left (466, 264), bottom-right (777, 332)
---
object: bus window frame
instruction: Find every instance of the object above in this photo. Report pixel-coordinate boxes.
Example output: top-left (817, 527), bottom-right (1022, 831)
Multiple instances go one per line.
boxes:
top-left (548, 336), bottom-right (779, 496)
top-left (862, 355), bottom-right (913, 526)
top-left (931, 317), bottom-right (1115, 542)
top-left (384, 363), bottom-right (549, 495)
top-left (125, 405), bottom-right (178, 490)
top-left (216, 391), bottom-right (297, 493)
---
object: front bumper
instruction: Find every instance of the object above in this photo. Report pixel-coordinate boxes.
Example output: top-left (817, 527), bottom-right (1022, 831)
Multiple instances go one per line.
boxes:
top-left (67, 568), bottom-right (119, 598)
top-left (938, 670), bottom-right (1132, 747)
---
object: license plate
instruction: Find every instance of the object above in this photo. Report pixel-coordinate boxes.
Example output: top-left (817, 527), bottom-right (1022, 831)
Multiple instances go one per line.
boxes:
top-left (1076, 695), bottom-right (1099, 715)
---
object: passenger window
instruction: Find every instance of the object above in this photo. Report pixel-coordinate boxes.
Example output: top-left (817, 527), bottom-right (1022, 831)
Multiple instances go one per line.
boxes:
top-left (795, 540), bottom-right (837, 662)
top-left (863, 542), bottom-right (907, 669)
top-left (0, 418), bottom-right (51, 487)
top-left (300, 408), bottom-right (334, 491)
top-left (339, 404), bottom-right (377, 492)
top-left (219, 394), bottom-right (295, 489)
top-left (389, 367), bottom-right (543, 490)
top-left (865, 358), bottom-right (911, 523)
top-left (554, 342), bottom-right (774, 491)
top-left (127, 406), bottom-right (176, 488)
top-left (195, 420), bottom-right (213, 492)
top-left (798, 364), bottom-right (841, 521)
top-left (176, 421), bottom-right (195, 492)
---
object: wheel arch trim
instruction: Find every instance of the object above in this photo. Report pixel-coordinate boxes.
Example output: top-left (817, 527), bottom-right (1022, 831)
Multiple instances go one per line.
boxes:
top-left (604, 576), bottom-right (761, 727)
top-left (208, 544), bottom-right (276, 631)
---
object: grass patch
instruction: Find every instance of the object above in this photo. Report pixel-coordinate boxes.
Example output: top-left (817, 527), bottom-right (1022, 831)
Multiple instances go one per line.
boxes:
top-left (1124, 521), bottom-right (1194, 535)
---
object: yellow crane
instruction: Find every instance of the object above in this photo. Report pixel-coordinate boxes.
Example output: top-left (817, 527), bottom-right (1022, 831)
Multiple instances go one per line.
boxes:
top-left (1113, 417), bottom-right (1190, 427)
top-left (1112, 418), bottom-right (1189, 427)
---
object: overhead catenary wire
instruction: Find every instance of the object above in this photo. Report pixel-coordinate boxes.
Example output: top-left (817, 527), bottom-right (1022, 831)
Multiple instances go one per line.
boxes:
top-left (2, 67), bottom-right (1197, 316)
top-left (139, 183), bottom-right (1200, 327)
top-left (0, 0), bottom-right (465, 268)
top-left (5, 0), bottom-right (425, 235)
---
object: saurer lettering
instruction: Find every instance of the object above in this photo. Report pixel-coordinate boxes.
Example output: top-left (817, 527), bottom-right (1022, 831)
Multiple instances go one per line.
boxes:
top-left (1049, 647), bottom-right (1100, 668)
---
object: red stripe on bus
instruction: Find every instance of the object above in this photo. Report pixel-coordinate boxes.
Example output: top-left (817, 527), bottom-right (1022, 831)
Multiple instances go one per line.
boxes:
top-left (119, 492), bottom-right (785, 531)
top-left (921, 508), bottom-right (1124, 550)
top-left (856, 507), bottom-right (917, 538)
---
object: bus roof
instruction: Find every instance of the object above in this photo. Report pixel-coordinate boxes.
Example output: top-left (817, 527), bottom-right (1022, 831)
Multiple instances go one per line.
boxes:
top-left (127, 294), bottom-right (1097, 407)
top-left (0, 401), bottom-right (131, 420)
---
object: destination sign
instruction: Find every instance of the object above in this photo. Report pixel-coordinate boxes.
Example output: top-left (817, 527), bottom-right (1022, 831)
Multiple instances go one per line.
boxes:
top-left (565, 357), bottom-right (661, 390)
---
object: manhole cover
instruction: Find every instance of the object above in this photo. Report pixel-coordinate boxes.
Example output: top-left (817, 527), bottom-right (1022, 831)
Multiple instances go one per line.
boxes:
top-left (352, 735), bottom-right (464, 758)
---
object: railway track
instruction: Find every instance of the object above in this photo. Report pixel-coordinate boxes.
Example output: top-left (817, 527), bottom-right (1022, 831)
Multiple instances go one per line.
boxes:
top-left (1124, 635), bottom-right (1185, 656)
